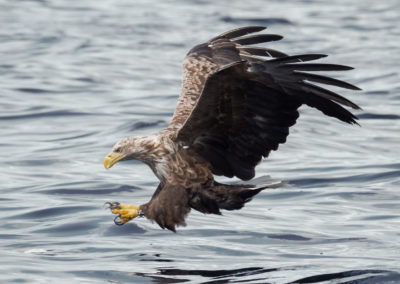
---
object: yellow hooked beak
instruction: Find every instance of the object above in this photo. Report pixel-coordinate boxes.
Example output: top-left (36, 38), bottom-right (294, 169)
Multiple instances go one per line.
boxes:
top-left (104, 152), bottom-right (123, 169)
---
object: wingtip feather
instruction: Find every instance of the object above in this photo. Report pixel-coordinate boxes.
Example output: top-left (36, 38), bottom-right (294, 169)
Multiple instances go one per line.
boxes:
top-left (233, 34), bottom-right (283, 45)
top-left (213, 26), bottom-right (267, 40)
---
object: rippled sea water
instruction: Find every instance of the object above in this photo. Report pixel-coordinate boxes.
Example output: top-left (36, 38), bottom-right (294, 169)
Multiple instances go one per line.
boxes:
top-left (1, 0), bottom-right (400, 283)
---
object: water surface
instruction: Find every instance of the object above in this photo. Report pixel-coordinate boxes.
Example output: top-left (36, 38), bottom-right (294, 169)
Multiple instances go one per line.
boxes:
top-left (1, 0), bottom-right (400, 283)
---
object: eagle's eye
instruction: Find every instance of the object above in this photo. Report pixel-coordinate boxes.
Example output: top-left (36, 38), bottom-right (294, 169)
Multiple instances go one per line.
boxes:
top-left (114, 147), bottom-right (122, 153)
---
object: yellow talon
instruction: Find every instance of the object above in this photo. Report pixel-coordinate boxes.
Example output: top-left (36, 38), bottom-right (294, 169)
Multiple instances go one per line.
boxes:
top-left (106, 202), bottom-right (141, 225)
top-left (120, 204), bottom-right (141, 210)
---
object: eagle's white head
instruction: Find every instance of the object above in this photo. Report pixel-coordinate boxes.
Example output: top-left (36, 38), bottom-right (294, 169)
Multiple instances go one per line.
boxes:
top-left (103, 133), bottom-right (175, 182)
top-left (104, 135), bottom-right (156, 169)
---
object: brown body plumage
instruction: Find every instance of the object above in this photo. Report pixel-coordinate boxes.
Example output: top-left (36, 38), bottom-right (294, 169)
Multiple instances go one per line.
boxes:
top-left (104, 26), bottom-right (361, 231)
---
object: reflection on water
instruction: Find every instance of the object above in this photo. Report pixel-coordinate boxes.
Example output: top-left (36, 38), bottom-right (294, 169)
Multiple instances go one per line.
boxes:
top-left (1, 0), bottom-right (400, 283)
top-left (70, 268), bottom-right (400, 283)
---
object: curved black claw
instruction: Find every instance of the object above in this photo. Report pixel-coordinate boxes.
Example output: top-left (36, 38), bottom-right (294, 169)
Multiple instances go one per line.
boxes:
top-left (104, 202), bottom-right (121, 211)
top-left (114, 215), bottom-right (124, 226)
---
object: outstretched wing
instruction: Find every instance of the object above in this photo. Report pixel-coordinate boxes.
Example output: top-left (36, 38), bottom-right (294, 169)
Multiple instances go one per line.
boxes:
top-left (172, 26), bottom-right (361, 181)
top-left (168, 26), bottom-right (285, 131)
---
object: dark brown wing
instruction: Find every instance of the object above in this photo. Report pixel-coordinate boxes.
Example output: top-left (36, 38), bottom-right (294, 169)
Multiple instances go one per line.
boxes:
top-left (168, 26), bottom-right (285, 132)
top-left (172, 28), bottom-right (361, 181)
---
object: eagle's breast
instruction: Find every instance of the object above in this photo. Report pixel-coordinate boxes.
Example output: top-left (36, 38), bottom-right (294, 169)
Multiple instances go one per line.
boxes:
top-left (143, 133), bottom-right (212, 187)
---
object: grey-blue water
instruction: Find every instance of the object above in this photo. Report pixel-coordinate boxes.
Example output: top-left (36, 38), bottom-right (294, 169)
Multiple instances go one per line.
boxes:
top-left (1, 0), bottom-right (400, 283)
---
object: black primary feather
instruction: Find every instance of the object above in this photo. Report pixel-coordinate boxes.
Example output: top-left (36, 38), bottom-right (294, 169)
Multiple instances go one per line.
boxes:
top-left (233, 34), bottom-right (284, 45)
top-left (214, 26), bottom-right (267, 40)
top-left (238, 46), bottom-right (288, 58)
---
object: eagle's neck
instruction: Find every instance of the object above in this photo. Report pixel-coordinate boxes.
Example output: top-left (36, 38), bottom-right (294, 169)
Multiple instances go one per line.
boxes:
top-left (129, 131), bottom-right (212, 186)
top-left (129, 133), bottom-right (176, 183)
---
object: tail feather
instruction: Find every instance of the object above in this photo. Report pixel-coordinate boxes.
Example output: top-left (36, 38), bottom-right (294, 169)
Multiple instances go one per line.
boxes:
top-left (189, 176), bottom-right (282, 213)
top-left (237, 177), bottom-right (282, 202)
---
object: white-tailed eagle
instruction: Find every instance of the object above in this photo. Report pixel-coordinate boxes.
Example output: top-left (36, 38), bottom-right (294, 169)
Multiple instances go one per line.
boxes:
top-left (103, 26), bottom-right (361, 231)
